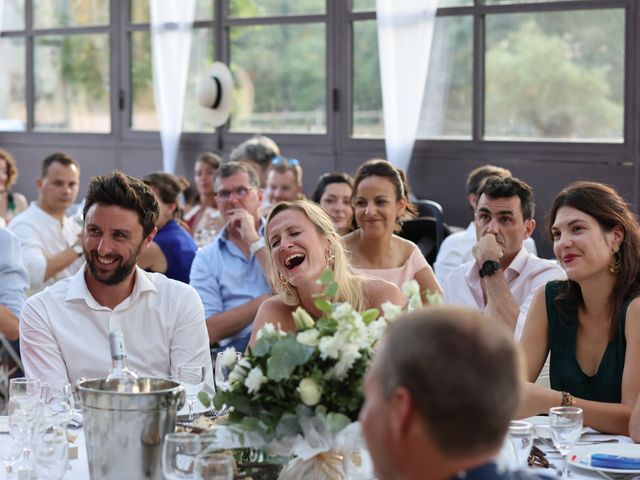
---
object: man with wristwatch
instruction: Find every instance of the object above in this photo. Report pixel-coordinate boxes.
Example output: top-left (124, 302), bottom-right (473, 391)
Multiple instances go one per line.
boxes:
top-left (443, 176), bottom-right (564, 339)
top-left (190, 162), bottom-right (271, 356)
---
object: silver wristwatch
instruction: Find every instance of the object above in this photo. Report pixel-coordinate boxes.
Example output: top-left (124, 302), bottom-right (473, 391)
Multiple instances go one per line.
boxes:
top-left (71, 243), bottom-right (83, 257)
top-left (249, 238), bottom-right (266, 256)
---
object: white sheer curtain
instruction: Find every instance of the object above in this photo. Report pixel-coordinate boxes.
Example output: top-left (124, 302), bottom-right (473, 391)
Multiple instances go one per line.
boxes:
top-left (0, 0), bottom-right (5, 36)
top-left (376, 0), bottom-right (437, 173)
top-left (150, 0), bottom-right (196, 174)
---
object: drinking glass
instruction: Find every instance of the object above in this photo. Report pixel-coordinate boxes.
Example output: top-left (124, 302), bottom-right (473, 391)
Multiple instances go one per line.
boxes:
top-left (194, 451), bottom-right (234, 480)
top-left (40, 382), bottom-right (74, 426)
top-left (214, 352), bottom-right (242, 393)
top-left (162, 433), bottom-right (202, 480)
top-left (32, 422), bottom-right (68, 480)
top-left (8, 377), bottom-right (41, 478)
top-left (507, 420), bottom-right (533, 469)
top-left (549, 406), bottom-right (583, 479)
top-left (177, 363), bottom-right (206, 422)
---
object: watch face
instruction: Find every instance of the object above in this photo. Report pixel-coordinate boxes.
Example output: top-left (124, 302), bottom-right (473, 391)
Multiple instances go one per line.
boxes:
top-left (72, 244), bottom-right (83, 256)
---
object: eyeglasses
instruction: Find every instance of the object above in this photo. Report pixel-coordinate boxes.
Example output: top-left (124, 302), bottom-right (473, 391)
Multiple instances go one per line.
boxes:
top-left (272, 157), bottom-right (300, 167)
top-left (215, 186), bottom-right (255, 201)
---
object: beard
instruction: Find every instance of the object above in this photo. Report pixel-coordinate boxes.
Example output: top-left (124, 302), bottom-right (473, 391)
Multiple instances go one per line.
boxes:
top-left (86, 242), bottom-right (143, 286)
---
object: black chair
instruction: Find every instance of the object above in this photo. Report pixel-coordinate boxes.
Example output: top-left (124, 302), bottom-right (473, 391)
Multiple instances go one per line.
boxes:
top-left (412, 199), bottom-right (445, 251)
top-left (399, 217), bottom-right (441, 265)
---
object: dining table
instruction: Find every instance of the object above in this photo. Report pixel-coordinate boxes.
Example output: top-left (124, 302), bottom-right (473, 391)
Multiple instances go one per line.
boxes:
top-left (0, 415), bottom-right (638, 479)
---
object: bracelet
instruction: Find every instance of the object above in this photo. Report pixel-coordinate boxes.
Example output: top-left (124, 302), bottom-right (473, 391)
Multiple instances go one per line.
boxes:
top-left (560, 391), bottom-right (576, 407)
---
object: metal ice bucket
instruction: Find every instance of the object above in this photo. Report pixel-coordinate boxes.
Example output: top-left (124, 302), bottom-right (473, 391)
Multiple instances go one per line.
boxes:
top-left (76, 377), bottom-right (186, 480)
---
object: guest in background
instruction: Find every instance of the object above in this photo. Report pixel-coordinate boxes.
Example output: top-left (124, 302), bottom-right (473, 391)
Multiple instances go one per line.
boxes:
top-left (434, 164), bottom-right (537, 284)
top-left (229, 134), bottom-right (280, 188)
top-left (361, 306), bottom-right (547, 480)
top-left (0, 149), bottom-right (28, 226)
top-left (519, 181), bottom-right (640, 435)
top-left (264, 157), bottom-right (304, 206)
top-left (344, 159), bottom-right (441, 302)
top-left (0, 227), bottom-right (28, 341)
top-left (248, 200), bottom-right (403, 346)
top-left (139, 172), bottom-right (197, 284)
top-left (9, 152), bottom-right (83, 292)
top-left (311, 172), bottom-right (355, 236)
top-left (183, 152), bottom-right (224, 241)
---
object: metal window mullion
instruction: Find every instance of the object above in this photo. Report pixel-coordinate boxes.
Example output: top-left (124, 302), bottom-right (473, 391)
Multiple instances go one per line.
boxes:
top-left (26, 0), bottom-right (34, 131)
top-left (472, 9), bottom-right (484, 142)
top-left (224, 14), bottom-right (327, 27)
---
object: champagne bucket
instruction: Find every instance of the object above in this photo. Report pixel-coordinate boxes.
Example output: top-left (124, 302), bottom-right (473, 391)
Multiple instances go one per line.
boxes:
top-left (76, 377), bottom-right (186, 479)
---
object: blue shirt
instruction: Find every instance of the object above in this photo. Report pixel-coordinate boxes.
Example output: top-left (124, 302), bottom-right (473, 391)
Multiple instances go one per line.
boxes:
top-left (153, 219), bottom-right (197, 284)
top-left (189, 220), bottom-right (271, 346)
top-left (0, 227), bottom-right (28, 316)
top-left (451, 462), bottom-right (549, 480)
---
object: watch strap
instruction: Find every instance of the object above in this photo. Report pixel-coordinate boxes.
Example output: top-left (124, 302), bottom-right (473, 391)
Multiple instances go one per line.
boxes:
top-left (249, 238), bottom-right (266, 256)
top-left (479, 260), bottom-right (501, 278)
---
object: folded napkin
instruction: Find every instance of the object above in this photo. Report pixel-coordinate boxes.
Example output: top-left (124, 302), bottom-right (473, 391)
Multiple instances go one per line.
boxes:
top-left (591, 453), bottom-right (640, 469)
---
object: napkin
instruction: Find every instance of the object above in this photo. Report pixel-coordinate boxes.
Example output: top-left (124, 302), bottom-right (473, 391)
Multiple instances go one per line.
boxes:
top-left (591, 453), bottom-right (640, 469)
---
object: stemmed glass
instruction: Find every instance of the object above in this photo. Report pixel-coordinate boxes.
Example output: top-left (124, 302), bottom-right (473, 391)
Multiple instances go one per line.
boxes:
top-left (177, 363), bottom-right (206, 422)
top-left (549, 406), bottom-right (583, 479)
top-left (32, 421), bottom-right (68, 480)
top-left (40, 382), bottom-right (74, 426)
top-left (162, 432), bottom-right (202, 479)
top-left (214, 352), bottom-right (242, 393)
top-left (507, 420), bottom-right (533, 469)
top-left (8, 377), bottom-right (41, 478)
top-left (193, 451), bottom-right (234, 480)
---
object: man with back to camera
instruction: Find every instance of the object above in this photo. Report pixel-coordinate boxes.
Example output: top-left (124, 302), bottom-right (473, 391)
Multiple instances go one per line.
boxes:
top-left (20, 171), bottom-right (213, 387)
top-left (229, 134), bottom-right (281, 189)
top-left (9, 152), bottom-right (84, 292)
top-left (190, 162), bottom-right (271, 355)
top-left (443, 176), bottom-right (564, 339)
top-left (434, 164), bottom-right (537, 285)
top-left (360, 305), bottom-right (549, 480)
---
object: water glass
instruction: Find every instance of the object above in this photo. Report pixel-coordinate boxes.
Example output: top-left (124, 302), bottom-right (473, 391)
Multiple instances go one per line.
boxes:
top-left (32, 423), bottom-right (68, 480)
top-left (507, 420), bottom-right (533, 469)
top-left (8, 378), bottom-right (41, 476)
top-left (214, 352), bottom-right (242, 393)
top-left (177, 364), bottom-right (206, 422)
top-left (162, 433), bottom-right (202, 480)
top-left (549, 406), bottom-right (583, 479)
top-left (40, 382), bottom-right (74, 425)
top-left (194, 451), bottom-right (234, 480)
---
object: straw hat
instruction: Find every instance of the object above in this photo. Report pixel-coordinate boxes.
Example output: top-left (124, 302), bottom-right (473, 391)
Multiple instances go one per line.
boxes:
top-left (196, 62), bottom-right (233, 127)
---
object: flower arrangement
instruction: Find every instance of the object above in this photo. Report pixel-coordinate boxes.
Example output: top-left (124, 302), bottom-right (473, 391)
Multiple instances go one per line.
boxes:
top-left (199, 272), bottom-right (440, 478)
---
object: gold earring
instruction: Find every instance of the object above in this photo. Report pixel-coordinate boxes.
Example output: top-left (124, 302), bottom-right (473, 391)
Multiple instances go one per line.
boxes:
top-left (609, 246), bottom-right (622, 274)
top-left (277, 271), bottom-right (291, 291)
top-left (325, 250), bottom-right (335, 270)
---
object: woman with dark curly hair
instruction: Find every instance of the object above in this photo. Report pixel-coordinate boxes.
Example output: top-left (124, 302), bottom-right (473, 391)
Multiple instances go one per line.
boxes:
top-left (0, 149), bottom-right (28, 225)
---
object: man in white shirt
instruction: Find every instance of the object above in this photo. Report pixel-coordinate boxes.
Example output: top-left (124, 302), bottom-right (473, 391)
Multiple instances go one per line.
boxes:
top-left (435, 164), bottom-right (537, 285)
top-left (9, 152), bottom-right (84, 292)
top-left (20, 171), bottom-right (213, 387)
top-left (443, 176), bottom-right (564, 340)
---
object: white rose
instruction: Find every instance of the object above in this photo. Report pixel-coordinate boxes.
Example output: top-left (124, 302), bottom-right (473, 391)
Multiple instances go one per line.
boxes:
top-left (256, 323), bottom-right (276, 340)
top-left (228, 357), bottom-right (252, 385)
top-left (381, 302), bottom-right (402, 322)
top-left (219, 347), bottom-right (238, 368)
top-left (297, 329), bottom-right (320, 347)
top-left (333, 303), bottom-right (356, 323)
top-left (244, 367), bottom-right (267, 394)
top-left (402, 280), bottom-right (420, 298)
top-left (297, 378), bottom-right (322, 406)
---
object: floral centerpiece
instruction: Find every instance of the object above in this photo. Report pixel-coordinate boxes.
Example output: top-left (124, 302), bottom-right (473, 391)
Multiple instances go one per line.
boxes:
top-left (200, 272), bottom-right (438, 479)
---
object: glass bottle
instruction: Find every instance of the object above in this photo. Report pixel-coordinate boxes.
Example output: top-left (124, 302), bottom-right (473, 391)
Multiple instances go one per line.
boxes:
top-left (105, 330), bottom-right (140, 393)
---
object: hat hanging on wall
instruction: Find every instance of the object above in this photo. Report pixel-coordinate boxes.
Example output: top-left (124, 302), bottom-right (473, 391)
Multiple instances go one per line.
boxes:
top-left (196, 62), bottom-right (233, 127)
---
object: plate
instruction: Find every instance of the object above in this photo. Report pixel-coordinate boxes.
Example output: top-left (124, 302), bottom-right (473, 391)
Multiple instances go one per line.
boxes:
top-left (569, 443), bottom-right (640, 474)
top-left (177, 400), bottom-right (210, 419)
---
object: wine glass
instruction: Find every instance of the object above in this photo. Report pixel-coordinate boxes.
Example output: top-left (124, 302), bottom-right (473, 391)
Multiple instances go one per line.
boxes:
top-left (194, 451), bottom-right (234, 480)
top-left (40, 382), bottom-right (74, 426)
top-left (8, 377), bottom-right (41, 478)
top-left (162, 432), bottom-right (202, 479)
top-left (214, 352), bottom-right (242, 393)
top-left (32, 422), bottom-right (68, 480)
top-left (177, 363), bottom-right (206, 422)
top-left (507, 420), bottom-right (533, 469)
top-left (549, 406), bottom-right (583, 479)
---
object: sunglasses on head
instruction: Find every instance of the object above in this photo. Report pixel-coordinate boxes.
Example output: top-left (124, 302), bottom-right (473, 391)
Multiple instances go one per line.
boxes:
top-left (272, 157), bottom-right (300, 167)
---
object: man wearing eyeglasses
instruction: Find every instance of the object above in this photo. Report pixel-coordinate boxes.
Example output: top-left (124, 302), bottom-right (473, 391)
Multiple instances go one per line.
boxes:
top-left (190, 162), bottom-right (271, 355)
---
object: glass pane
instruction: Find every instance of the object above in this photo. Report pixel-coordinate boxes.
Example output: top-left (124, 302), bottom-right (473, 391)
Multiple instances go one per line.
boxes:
top-left (230, 23), bottom-right (326, 133)
top-left (33, 0), bottom-right (109, 28)
top-left (438, 0), bottom-right (473, 6)
top-left (352, 16), bottom-right (472, 139)
top-left (131, 0), bottom-right (213, 24)
top-left (131, 29), bottom-right (215, 132)
top-left (34, 34), bottom-right (110, 132)
top-left (352, 0), bottom-right (375, 11)
top-left (229, 0), bottom-right (324, 18)
top-left (0, 38), bottom-right (26, 131)
top-left (486, 0), bottom-right (581, 4)
top-left (2, 0), bottom-right (25, 31)
top-left (485, 9), bottom-right (625, 142)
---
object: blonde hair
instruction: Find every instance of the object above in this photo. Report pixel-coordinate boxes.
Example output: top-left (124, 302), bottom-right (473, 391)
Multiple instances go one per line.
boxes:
top-left (265, 200), bottom-right (368, 310)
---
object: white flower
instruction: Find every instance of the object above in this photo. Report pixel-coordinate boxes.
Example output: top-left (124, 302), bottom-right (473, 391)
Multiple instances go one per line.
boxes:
top-left (228, 357), bottom-right (252, 385)
top-left (219, 347), bottom-right (238, 368)
top-left (297, 378), bottom-right (322, 406)
top-left (318, 334), bottom-right (343, 360)
top-left (325, 343), bottom-right (361, 381)
top-left (333, 303), bottom-right (357, 323)
top-left (381, 302), bottom-right (402, 322)
top-left (292, 307), bottom-right (315, 330)
top-left (256, 323), bottom-right (276, 340)
top-left (425, 289), bottom-right (443, 306)
top-left (367, 318), bottom-right (387, 343)
top-left (402, 280), bottom-right (420, 298)
top-left (297, 329), bottom-right (320, 347)
top-left (244, 367), bottom-right (267, 394)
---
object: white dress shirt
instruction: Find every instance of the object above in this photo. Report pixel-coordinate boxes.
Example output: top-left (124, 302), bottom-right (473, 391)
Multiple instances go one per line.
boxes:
top-left (443, 247), bottom-right (565, 340)
top-left (434, 222), bottom-right (537, 285)
top-left (20, 266), bottom-right (213, 389)
top-left (9, 202), bottom-right (83, 291)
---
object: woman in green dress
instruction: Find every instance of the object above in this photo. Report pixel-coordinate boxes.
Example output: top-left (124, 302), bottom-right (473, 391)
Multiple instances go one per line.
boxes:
top-left (519, 181), bottom-right (640, 435)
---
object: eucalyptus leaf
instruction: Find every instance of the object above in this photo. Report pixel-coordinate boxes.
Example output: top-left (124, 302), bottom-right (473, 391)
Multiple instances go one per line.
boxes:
top-left (275, 414), bottom-right (300, 438)
top-left (360, 308), bottom-right (380, 325)
top-left (318, 269), bottom-right (334, 285)
top-left (251, 337), bottom-right (272, 357)
top-left (326, 412), bottom-right (351, 433)
top-left (197, 391), bottom-right (211, 408)
top-left (324, 282), bottom-right (338, 297)
top-left (315, 299), bottom-right (332, 314)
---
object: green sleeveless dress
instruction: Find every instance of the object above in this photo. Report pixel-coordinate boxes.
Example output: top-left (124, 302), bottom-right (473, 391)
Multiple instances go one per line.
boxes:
top-left (546, 280), bottom-right (629, 403)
